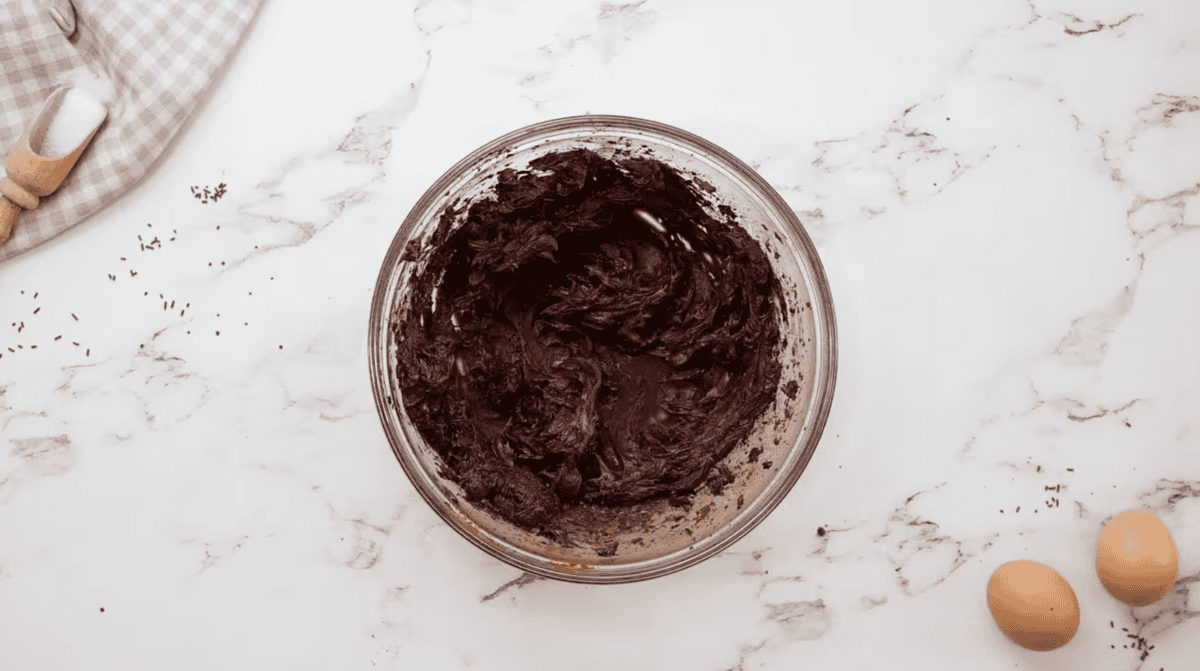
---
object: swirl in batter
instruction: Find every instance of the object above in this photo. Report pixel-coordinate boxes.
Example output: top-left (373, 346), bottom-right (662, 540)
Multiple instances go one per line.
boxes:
top-left (395, 148), bottom-right (783, 530)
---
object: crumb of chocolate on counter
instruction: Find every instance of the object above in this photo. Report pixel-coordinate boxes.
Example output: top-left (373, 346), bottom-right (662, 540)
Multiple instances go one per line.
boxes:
top-left (394, 148), bottom-right (786, 533)
top-left (782, 379), bottom-right (798, 399)
top-left (747, 446), bottom-right (763, 463)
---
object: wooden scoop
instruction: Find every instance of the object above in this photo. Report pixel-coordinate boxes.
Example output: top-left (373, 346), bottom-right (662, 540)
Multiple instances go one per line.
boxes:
top-left (0, 86), bottom-right (108, 246)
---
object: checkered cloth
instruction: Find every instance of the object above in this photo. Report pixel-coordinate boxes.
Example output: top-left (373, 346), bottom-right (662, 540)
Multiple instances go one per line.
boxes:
top-left (0, 0), bottom-right (263, 261)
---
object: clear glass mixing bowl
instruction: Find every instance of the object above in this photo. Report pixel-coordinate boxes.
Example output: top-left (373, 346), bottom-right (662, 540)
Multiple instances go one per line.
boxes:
top-left (368, 115), bottom-right (837, 583)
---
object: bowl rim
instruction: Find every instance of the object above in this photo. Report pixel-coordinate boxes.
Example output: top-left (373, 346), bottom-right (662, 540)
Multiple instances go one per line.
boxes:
top-left (368, 114), bottom-right (838, 583)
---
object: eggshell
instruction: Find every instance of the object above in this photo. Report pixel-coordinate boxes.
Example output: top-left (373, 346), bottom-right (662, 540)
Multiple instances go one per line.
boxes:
top-left (987, 560), bottom-right (1081, 651)
top-left (1096, 509), bottom-right (1179, 606)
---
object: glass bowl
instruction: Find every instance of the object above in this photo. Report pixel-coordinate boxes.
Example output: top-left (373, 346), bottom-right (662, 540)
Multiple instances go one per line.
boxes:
top-left (368, 115), bottom-right (837, 583)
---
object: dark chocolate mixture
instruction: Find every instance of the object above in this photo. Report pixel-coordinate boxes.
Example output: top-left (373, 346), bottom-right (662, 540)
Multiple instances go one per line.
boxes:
top-left (394, 148), bottom-right (783, 530)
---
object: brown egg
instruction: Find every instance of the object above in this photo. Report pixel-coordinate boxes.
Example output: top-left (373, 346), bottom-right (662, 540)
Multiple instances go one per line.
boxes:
top-left (987, 560), bottom-right (1081, 651)
top-left (1096, 509), bottom-right (1179, 606)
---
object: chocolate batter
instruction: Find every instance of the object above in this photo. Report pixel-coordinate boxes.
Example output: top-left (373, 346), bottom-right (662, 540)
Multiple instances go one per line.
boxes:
top-left (394, 148), bottom-right (784, 530)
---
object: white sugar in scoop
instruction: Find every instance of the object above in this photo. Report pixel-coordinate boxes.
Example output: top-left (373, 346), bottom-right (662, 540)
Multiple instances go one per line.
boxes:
top-left (39, 88), bottom-right (108, 158)
top-left (0, 71), bottom-right (113, 245)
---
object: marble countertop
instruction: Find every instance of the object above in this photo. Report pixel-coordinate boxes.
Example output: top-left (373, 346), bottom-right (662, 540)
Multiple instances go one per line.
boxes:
top-left (2, 0), bottom-right (1199, 668)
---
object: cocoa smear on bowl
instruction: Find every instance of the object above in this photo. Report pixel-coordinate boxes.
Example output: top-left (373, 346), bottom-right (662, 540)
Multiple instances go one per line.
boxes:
top-left (393, 147), bottom-right (785, 543)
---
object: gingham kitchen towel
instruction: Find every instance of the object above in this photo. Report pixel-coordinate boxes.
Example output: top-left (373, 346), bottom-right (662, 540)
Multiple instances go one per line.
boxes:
top-left (0, 0), bottom-right (263, 261)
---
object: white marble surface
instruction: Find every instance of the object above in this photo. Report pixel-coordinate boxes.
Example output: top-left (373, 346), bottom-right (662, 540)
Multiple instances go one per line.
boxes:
top-left (2, 0), bottom-right (1199, 668)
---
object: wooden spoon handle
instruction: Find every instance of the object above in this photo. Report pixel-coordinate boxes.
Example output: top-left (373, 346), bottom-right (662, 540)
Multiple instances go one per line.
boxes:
top-left (0, 196), bottom-right (23, 246)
